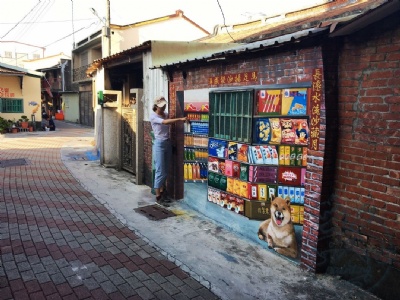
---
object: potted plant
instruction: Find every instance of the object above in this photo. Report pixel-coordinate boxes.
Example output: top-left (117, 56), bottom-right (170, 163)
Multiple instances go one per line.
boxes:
top-left (20, 115), bottom-right (29, 129)
top-left (0, 117), bottom-right (9, 134)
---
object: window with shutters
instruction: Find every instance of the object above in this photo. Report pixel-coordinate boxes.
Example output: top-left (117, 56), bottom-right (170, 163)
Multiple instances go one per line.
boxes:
top-left (0, 98), bottom-right (23, 113)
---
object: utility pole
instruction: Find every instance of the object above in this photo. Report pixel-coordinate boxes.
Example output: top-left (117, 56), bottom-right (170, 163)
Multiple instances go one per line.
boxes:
top-left (105, 0), bottom-right (111, 57)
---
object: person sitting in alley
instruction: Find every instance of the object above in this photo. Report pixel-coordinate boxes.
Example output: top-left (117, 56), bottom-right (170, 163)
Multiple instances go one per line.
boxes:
top-left (41, 114), bottom-right (49, 131)
top-left (47, 115), bottom-right (56, 131)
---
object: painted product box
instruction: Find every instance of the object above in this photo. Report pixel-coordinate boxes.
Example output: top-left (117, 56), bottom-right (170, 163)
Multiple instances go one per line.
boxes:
top-left (219, 192), bottom-right (229, 208)
top-left (244, 200), bottom-right (271, 220)
top-left (224, 160), bottom-right (233, 177)
top-left (278, 167), bottom-right (305, 186)
top-left (232, 161), bottom-right (241, 178)
top-left (235, 198), bottom-right (245, 215)
top-left (208, 138), bottom-right (228, 158)
top-left (208, 157), bottom-right (219, 173)
top-left (249, 183), bottom-right (258, 200)
top-left (226, 177), bottom-right (235, 194)
top-left (291, 205), bottom-right (300, 224)
top-left (240, 163), bottom-right (249, 181)
top-left (258, 184), bottom-right (267, 201)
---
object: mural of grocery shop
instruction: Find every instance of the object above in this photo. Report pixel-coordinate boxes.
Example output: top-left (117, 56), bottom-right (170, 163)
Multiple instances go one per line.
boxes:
top-left (183, 84), bottom-right (313, 259)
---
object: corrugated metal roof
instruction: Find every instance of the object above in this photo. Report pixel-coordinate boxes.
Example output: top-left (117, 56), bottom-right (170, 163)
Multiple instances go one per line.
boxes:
top-left (153, 27), bottom-right (327, 68)
top-left (0, 62), bottom-right (44, 77)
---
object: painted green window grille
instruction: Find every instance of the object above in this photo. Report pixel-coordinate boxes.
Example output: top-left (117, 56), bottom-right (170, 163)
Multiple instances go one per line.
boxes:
top-left (209, 90), bottom-right (253, 142)
top-left (0, 98), bottom-right (23, 113)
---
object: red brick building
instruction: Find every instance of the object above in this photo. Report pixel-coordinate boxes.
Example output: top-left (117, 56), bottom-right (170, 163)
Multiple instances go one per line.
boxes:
top-left (144, 1), bottom-right (399, 299)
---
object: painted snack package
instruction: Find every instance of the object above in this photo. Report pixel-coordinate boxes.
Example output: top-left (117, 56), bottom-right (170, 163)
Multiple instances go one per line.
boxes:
top-left (269, 118), bottom-right (282, 144)
top-left (281, 88), bottom-right (308, 116)
top-left (228, 141), bottom-right (238, 160)
top-left (257, 89), bottom-right (281, 115)
top-left (280, 118), bottom-right (296, 144)
top-left (294, 119), bottom-right (309, 145)
top-left (237, 143), bottom-right (249, 162)
top-left (254, 118), bottom-right (271, 144)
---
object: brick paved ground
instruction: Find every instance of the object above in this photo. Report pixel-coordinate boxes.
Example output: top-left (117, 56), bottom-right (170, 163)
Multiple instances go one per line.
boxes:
top-left (0, 124), bottom-right (219, 300)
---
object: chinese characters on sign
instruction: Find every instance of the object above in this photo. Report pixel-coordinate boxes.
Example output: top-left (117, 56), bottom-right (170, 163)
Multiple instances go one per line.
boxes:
top-left (309, 68), bottom-right (322, 151)
top-left (0, 87), bottom-right (15, 97)
top-left (209, 71), bottom-right (258, 86)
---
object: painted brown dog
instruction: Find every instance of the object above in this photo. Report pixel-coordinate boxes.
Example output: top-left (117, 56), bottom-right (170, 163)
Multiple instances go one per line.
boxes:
top-left (258, 196), bottom-right (298, 258)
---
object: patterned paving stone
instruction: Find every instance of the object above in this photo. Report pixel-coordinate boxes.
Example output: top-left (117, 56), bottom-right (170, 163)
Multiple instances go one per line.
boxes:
top-left (0, 122), bottom-right (218, 299)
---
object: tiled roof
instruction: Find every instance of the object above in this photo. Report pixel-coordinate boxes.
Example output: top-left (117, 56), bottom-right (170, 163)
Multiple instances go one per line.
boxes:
top-left (112, 10), bottom-right (209, 35)
top-left (198, 0), bottom-right (388, 44)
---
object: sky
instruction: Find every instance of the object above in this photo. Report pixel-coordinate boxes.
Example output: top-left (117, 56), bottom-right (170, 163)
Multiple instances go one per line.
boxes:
top-left (0, 0), bottom-right (327, 57)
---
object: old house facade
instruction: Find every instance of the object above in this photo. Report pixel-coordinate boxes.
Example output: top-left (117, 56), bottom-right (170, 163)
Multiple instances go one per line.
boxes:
top-left (0, 62), bottom-right (43, 131)
top-left (73, 10), bottom-right (210, 127)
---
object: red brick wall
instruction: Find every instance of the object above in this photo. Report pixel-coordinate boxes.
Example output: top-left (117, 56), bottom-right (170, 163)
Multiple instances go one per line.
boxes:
top-left (168, 45), bottom-right (326, 272)
top-left (332, 13), bottom-right (400, 274)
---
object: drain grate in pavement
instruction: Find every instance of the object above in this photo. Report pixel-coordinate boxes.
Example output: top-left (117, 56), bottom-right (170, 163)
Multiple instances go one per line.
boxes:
top-left (0, 158), bottom-right (27, 168)
top-left (134, 204), bottom-right (176, 220)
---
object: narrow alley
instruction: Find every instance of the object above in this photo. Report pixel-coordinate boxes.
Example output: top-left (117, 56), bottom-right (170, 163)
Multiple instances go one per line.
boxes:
top-left (0, 122), bottom-right (379, 300)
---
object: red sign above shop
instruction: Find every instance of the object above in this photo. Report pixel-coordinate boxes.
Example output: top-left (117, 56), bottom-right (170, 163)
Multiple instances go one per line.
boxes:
top-left (0, 87), bottom-right (15, 97)
top-left (310, 68), bottom-right (322, 151)
top-left (209, 71), bottom-right (258, 86)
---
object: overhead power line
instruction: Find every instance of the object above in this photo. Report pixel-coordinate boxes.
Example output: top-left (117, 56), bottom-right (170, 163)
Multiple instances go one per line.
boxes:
top-left (216, 0), bottom-right (236, 42)
top-left (1, 0), bottom-right (42, 39)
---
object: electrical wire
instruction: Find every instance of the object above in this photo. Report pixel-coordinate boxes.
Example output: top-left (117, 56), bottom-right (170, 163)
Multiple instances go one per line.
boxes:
top-left (1, 0), bottom-right (42, 39)
top-left (14, 0), bottom-right (54, 42)
top-left (216, 0), bottom-right (236, 42)
top-left (71, 0), bottom-right (75, 47)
